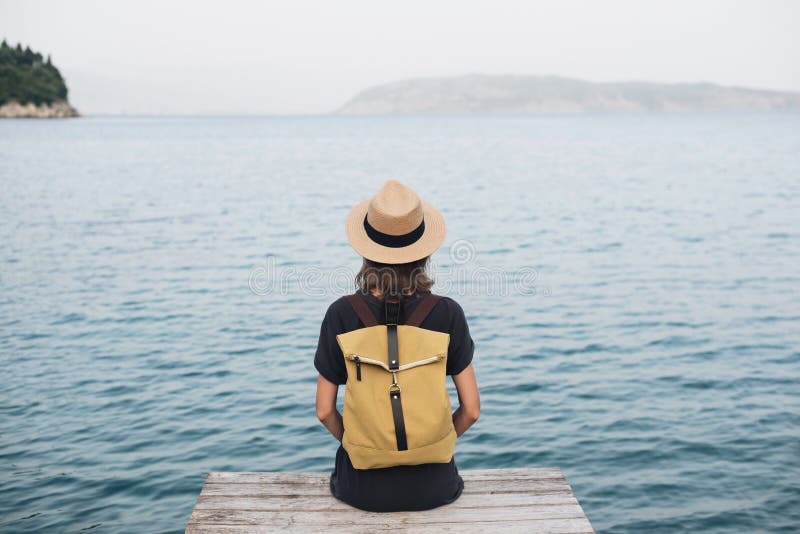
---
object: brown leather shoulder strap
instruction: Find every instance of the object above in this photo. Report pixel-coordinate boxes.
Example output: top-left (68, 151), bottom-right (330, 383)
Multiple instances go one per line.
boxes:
top-left (345, 294), bottom-right (378, 327)
top-left (405, 293), bottom-right (442, 327)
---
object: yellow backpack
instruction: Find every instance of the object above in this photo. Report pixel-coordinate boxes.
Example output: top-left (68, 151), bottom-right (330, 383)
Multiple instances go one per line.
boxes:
top-left (336, 293), bottom-right (457, 469)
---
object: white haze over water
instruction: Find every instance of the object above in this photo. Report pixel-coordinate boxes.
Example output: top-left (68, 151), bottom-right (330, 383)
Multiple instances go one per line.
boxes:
top-left (1, 0), bottom-right (799, 115)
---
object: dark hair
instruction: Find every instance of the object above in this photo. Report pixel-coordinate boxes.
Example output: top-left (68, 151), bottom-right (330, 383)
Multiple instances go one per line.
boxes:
top-left (355, 257), bottom-right (434, 295)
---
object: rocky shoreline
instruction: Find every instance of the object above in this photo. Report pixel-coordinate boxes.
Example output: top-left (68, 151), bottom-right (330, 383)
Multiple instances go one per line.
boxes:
top-left (0, 100), bottom-right (79, 118)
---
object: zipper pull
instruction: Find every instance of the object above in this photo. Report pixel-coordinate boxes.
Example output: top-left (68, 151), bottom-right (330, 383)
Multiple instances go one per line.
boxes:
top-left (354, 356), bottom-right (362, 381)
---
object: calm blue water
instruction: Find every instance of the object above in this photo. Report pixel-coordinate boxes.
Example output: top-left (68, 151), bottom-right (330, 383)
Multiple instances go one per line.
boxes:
top-left (1, 115), bottom-right (799, 533)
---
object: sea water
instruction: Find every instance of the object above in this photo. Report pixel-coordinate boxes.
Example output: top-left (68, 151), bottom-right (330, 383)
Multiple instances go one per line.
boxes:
top-left (1, 114), bottom-right (798, 532)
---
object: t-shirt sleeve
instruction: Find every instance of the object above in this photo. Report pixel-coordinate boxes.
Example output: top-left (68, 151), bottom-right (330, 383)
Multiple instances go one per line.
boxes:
top-left (445, 299), bottom-right (474, 376)
top-left (314, 301), bottom-right (347, 385)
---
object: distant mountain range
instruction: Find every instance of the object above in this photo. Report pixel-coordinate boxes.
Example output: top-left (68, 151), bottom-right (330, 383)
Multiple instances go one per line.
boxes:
top-left (336, 75), bottom-right (800, 115)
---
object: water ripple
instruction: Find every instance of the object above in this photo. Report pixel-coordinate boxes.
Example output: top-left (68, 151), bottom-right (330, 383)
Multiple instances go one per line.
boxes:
top-left (1, 115), bottom-right (799, 533)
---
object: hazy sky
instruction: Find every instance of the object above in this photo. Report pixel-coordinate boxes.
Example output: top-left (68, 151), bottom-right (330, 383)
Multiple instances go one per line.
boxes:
top-left (2, 0), bottom-right (798, 114)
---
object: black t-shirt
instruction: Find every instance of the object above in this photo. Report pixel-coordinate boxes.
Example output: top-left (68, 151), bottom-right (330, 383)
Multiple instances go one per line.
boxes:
top-left (314, 290), bottom-right (474, 512)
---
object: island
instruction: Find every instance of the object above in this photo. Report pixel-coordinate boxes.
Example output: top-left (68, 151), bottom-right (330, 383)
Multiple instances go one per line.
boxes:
top-left (336, 74), bottom-right (800, 115)
top-left (0, 40), bottom-right (79, 118)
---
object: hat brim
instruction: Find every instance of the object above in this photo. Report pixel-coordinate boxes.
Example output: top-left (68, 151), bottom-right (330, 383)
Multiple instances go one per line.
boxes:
top-left (345, 198), bottom-right (446, 264)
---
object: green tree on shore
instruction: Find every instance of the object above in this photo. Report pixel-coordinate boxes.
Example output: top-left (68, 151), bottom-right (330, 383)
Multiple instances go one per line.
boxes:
top-left (0, 39), bottom-right (69, 106)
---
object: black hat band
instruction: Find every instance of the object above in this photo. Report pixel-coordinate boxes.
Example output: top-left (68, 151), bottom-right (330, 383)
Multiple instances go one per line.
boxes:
top-left (363, 215), bottom-right (425, 248)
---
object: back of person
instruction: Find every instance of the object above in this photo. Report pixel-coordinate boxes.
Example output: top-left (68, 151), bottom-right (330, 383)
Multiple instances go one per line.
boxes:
top-left (314, 180), bottom-right (480, 512)
top-left (337, 291), bottom-right (456, 469)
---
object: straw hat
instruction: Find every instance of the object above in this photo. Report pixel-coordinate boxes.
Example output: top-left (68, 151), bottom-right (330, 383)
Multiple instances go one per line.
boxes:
top-left (345, 180), bottom-right (446, 264)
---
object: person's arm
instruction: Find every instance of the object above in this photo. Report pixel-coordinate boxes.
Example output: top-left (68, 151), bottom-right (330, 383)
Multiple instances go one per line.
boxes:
top-left (316, 374), bottom-right (344, 441)
top-left (452, 363), bottom-right (480, 437)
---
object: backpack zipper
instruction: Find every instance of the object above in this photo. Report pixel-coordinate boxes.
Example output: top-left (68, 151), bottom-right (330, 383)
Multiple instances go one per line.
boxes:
top-left (398, 355), bottom-right (444, 371)
top-left (347, 354), bottom-right (443, 373)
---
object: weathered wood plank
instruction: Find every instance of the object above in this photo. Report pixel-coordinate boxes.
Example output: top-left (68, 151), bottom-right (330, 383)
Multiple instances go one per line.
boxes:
top-left (199, 479), bottom-right (572, 497)
top-left (188, 505), bottom-right (587, 525)
top-left (187, 516), bottom-right (594, 534)
top-left (205, 468), bottom-right (565, 484)
top-left (194, 492), bottom-right (579, 511)
top-left (186, 469), bottom-right (594, 533)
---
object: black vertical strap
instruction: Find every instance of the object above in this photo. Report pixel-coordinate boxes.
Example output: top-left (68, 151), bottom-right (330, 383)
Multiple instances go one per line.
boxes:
top-left (387, 324), bottom-right (399, 371)
top-left (385, 296), bottom-right (401, 371)
top-left (385, 294), bottom-right (406, 450)
top-left (389, 387), bottom-right (408, 451)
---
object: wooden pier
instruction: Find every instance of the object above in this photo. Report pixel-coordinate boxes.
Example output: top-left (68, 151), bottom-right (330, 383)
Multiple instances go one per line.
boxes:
top-left (186, 468), bottom-right (594, 533)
